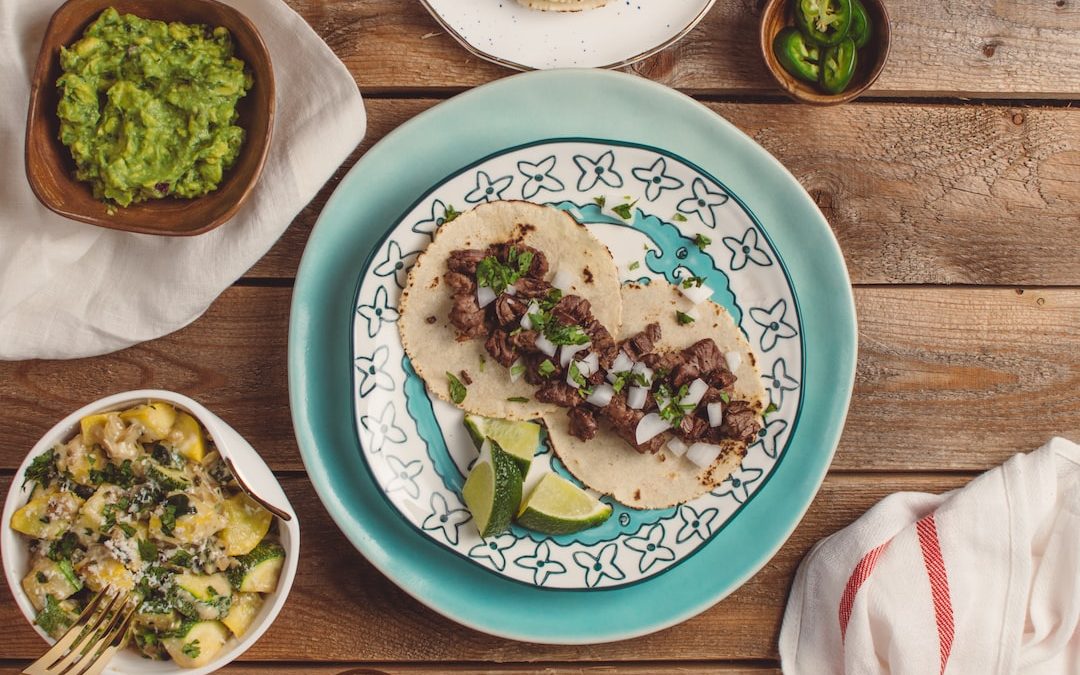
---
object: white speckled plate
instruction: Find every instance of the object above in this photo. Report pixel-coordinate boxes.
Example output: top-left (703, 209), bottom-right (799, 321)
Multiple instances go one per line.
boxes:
top-left (419, 0), bottom-right (715, 70)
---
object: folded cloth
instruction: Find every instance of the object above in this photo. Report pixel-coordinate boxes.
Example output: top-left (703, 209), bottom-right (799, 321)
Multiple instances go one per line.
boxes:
top-left (780, 437), bottom-right (1080, 675)
top-left (0, 0), bottom-right (365, 360)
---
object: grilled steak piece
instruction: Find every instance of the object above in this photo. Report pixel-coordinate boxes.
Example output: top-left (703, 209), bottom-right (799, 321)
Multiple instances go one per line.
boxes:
top-left (485, 330), bottom-right (517, 367)
top-left (621, 323), bottom-right (661, 360)
top-left (718, 399), bottom-right (761, 445)
top-left (536, 382), bottom-right (583, 408)
top-left (449, 292), bottom-right (486, 339)
top-left (447, 249), bottom-right (486, 274)
top-left (568, 407), bottom-right (599, 441)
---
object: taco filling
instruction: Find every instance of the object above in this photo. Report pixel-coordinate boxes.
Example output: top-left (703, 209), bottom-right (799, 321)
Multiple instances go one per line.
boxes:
top-left (444, 242), bottom-right (762, 455)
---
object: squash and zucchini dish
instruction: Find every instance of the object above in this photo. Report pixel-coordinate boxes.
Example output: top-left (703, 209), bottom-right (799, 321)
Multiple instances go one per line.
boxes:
top-left (10, 401), bottom-right (284, 668)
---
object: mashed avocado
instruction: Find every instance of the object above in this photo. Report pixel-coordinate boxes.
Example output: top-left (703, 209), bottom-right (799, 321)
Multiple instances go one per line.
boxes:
top-left (56, 8), bottom-right (252, 207)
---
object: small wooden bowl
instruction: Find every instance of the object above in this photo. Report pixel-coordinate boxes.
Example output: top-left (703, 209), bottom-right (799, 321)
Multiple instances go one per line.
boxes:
top-left (25, 0), bottom-right (275, 236)
top-left (760, 0), bottom-right (890, 105)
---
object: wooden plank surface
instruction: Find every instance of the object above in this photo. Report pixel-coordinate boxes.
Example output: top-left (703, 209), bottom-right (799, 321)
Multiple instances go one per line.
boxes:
top-left (0, 664), bottom-right (780, 674)
top-left (288, 0), bottom-right (1080, 97)
top-left (0, 473), bottom-right (971, 662)
top-left (249, 99), bottom-right (1080, 285)
top-left (2, 286), bottom-right (1075, 474)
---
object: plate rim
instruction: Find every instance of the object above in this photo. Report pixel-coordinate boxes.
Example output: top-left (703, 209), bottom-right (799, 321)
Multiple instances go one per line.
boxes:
top-left (416, 0), bottom-right (717, 71)
top-left (289, 68), bottom-right (857, 644)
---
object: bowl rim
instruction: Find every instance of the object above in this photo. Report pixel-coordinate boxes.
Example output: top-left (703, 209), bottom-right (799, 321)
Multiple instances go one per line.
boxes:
top-left (24, 0), bottom-right (276, 236)
top-left (758, 0), bottom-right (892, 106)
top-left (1, 389), bottom-right (299, 675)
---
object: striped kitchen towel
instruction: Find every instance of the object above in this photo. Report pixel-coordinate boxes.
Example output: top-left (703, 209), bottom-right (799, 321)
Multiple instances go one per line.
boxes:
top-left (780, 437), bottom-right (1080, 674)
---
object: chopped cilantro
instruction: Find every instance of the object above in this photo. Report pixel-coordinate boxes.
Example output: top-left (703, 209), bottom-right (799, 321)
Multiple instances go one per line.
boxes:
top-left (676, 310), bottom-right (695, 325)
top-left (478, 355), bottom-right (486, 373)
top-left (719, 391), bottom-right (731, 403)
top-left (628, 261), bottom-right (640, 271)
top-left (138, 539), bottom-right (158, 563)
top-left (507, 397), bottom-right (530, 403)
top-left (545, 322), bottom-right (590, 346)
top-left (610, 371), bottom-right (631, 393)
top-left (475, 246), bottom-right (534, 294)
top-left (169, 549), bottom-right (193, 567)
top-left (510, 363), bottom-right (526, 379)
top-left (681, 275), bottom-right (706, 289)
top-left (23, 450), bottom-right (57, 490)
top-left (446, 372), bottom-right (467, 405)
top-left (567, 361), bottom-right (590, 393)
top-left (611, 200), bottom-right (637, 220)
top-left (182, 640), bottom-right (201, 659)
top-left (537, 359), bottom-right (556, 378)
top-left (89, 459), bottom-right (135, 488)
top-left (694, 233), bottom-right (712, 250)
top-left (764, 402), bottom-right (778, 417)
top-left (443, 204), bottom-right (461, 223)
top-left (656, 383), bottom-right (694, 426)
top-left (35, 595), bottom-right (73, 637)
top-left (593, 196), bottom-right (607, 208)
top-left (673, 213), bottom-right (688, 222)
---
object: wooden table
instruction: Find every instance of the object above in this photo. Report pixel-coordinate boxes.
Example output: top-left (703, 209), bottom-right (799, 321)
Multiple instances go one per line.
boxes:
top-left (3, 1), bottom-right (1079, 672)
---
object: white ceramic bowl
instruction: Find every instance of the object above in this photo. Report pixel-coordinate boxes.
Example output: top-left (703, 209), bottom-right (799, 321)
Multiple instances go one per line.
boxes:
top-left (1, 390), bottom-right (300, 675)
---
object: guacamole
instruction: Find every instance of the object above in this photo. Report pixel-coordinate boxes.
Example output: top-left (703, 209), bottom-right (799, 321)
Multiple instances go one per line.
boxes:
top-left (56, 8), bottom-right (252, 207)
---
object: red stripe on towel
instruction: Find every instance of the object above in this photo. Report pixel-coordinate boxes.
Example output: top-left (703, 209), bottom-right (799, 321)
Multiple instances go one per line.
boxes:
top-left (917, 514), bottom-right (954, 675)
top-left (838, 539), bottom-right (892, 642)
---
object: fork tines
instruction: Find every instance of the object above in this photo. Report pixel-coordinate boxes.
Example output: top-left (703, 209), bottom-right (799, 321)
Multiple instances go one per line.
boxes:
top-left (24, 587), bottom-right (138, 675)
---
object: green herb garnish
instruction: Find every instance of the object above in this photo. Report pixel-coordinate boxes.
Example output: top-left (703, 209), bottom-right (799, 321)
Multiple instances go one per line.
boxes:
top-left (764, 402), bottom-right (778, 417)
top-left (545, 322), bottom-right (590, 346)
top-left (475, 246), bottom-right (534, 294)
top-left (694, 233), bottom-right (712, 250)
top-left (681, 275), bottom-right (706, 289)
top-left (23, 450), bottom-right (57, 490)
top-left (510, 363), bottom-right (526, 379)
top-left (537, 359), bottom-right (556, 378)
top-left (656, 383), bottom-right (694, 426)
top-left (478, 355), bottom-right (486, 373)
top-left (593, 196), bottom-right (607, 208)
top-left (612, 200), bottom-right (637, 220)
top-left (568, 361), bottom-right (587, 390)
top-left (444, 204), bottom-right (461, 223)
top-left (673, 213), bottom-right (688, 222)
top-left (628, 260), bottom-right (641, 271)
top-left (507, 397), bottom-right (530, 403)
top-left (182, 640), bottom-right (201, 659)
top-left (47, 532), bottom-right (79, 562)
top-left (719, 391), bottom-right (731, 403)
top-left (446, 372), bottom-right (467, 404)
top-left (138, 539), bottom-right (158, 563)
top-left (676, 310), bottom-right (695, 325)
top-left (35, 595), bottom-right (73, 636)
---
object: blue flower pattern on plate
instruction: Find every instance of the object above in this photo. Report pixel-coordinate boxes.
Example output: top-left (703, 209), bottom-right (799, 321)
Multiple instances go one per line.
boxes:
top-left (573, 543), bottom-right (626, 588)
top-left (465, 170), bottom-right (513, 203)
top-left (352, 140), bottom-right (804, 589)
top-left (358, 401), bottom-right (406, 454)
top-left (384, 455), bottom-right (423, 500)
top-left (354, 345), bottom-right (394, 397)
top-left (573, 150), bottom-right (623, 192)
top-left (517, 156), bottom-right (564, 200)
top-left (469, 534), bottom-right (517, 572)
top-left (749, 299), bottom-right (798, 352)
top-left (723, 227), bottom-right (772, 270)
top-left (515, 541), bottom-right (567, 587)
top-left (677, 177), bottom-right (729, 229)
top-left (715, 466), bottom-right (764, 504)
top-left (421, 492), bottom-right (471, 545)
top-left (372, 241), bottom-right (419, 289)
top-left (356, 285), bottom-right (399, 339)
top-left (675, 504), bottom-right (719, 544)
top-left (624, 523), bottom-right (676, 574)
top-left (631, 157), bottom-right (684, 201)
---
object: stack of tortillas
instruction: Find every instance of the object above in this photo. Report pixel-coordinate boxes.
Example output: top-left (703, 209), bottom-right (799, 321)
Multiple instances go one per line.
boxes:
top-left (515, 0), bottom-right (609, 11)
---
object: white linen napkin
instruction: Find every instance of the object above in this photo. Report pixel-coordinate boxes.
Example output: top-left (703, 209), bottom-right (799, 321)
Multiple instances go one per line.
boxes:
top-left (780, 437), bottom-right (1080, 674)
top-left (0, 0), bottom-right (366, 360)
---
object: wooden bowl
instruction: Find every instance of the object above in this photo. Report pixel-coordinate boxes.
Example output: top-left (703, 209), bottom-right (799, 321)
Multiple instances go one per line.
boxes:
top-left (759, 0), bottom-right (890, 105)
top-left (25, 0), bottom-right (275, 236)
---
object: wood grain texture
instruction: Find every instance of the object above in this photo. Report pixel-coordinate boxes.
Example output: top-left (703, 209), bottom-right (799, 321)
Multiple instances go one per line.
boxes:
top-left (0, 473), bottom-right (972, 662)
top-left (0, 286), bottom-right (1075, 473)
top-left (0, 664), bottom-right (780, 675)
top-left (248, 99), bottom-right (1080, 285)
top-left (284, 0), bottom-right (1080, 97)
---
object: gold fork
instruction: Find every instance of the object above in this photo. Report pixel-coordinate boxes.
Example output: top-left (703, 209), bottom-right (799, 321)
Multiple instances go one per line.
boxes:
top-left (24, 587), bottom-right (139, 675)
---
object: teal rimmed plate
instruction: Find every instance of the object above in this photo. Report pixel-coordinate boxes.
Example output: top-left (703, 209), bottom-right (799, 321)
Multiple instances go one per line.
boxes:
top-left (289, 69), bottom-right (856, 643)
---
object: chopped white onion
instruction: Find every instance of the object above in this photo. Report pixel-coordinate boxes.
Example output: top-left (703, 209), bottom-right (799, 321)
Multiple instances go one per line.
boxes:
top-left (535, 334), bottom-right (557, 357)
top-left (679, 281), bottom-right (713, 305)
top-left (560, 342), bottom-right (591, 367)
top-left (627, 386), bottom-right (648, 410)
top-left (631, 361), bottom-right (654, 386)
top-left (611, 352), bottom-right (634, 374)
top-left (680, 378), bottom-right (709, 408)
top-left (666, 437), bottom-right (689, 457)
top-left (476, 285), bottom-right (496, 308)
top-left (580, 352), bottom-right (600, 377)
top-left (635, 413), bottom-right (671, 445)
top-left (520, 301), bottom-right (540, 330)
top-left (686, 442), bottom-right (723, 469)
top-left (551, 267), bottom-right (576, 291)
top-left (509, 358), bottom-right (525, 383)
top-left (586, 384), bottom-right (615, 408)
top-left (725, 350), bottom-right (743, 373)
top-left (707, 401), bottom-right (724, 427)
top-left (505, 284), bottom-right (518, 296)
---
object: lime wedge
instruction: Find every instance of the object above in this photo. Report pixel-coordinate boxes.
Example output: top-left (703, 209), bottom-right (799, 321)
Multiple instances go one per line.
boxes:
top-left (516, 473), bottom-right (613, 535)
top-left (461, 439), bottom-right (523, 537)
top-left (463, 414), bottom-right (540, 477)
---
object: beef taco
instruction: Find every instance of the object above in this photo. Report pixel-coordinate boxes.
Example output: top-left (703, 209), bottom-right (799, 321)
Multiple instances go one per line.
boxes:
top-left (545, 281), bottom-right (768, 509)
top-left (398, 200), bottom-right (622, 420)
